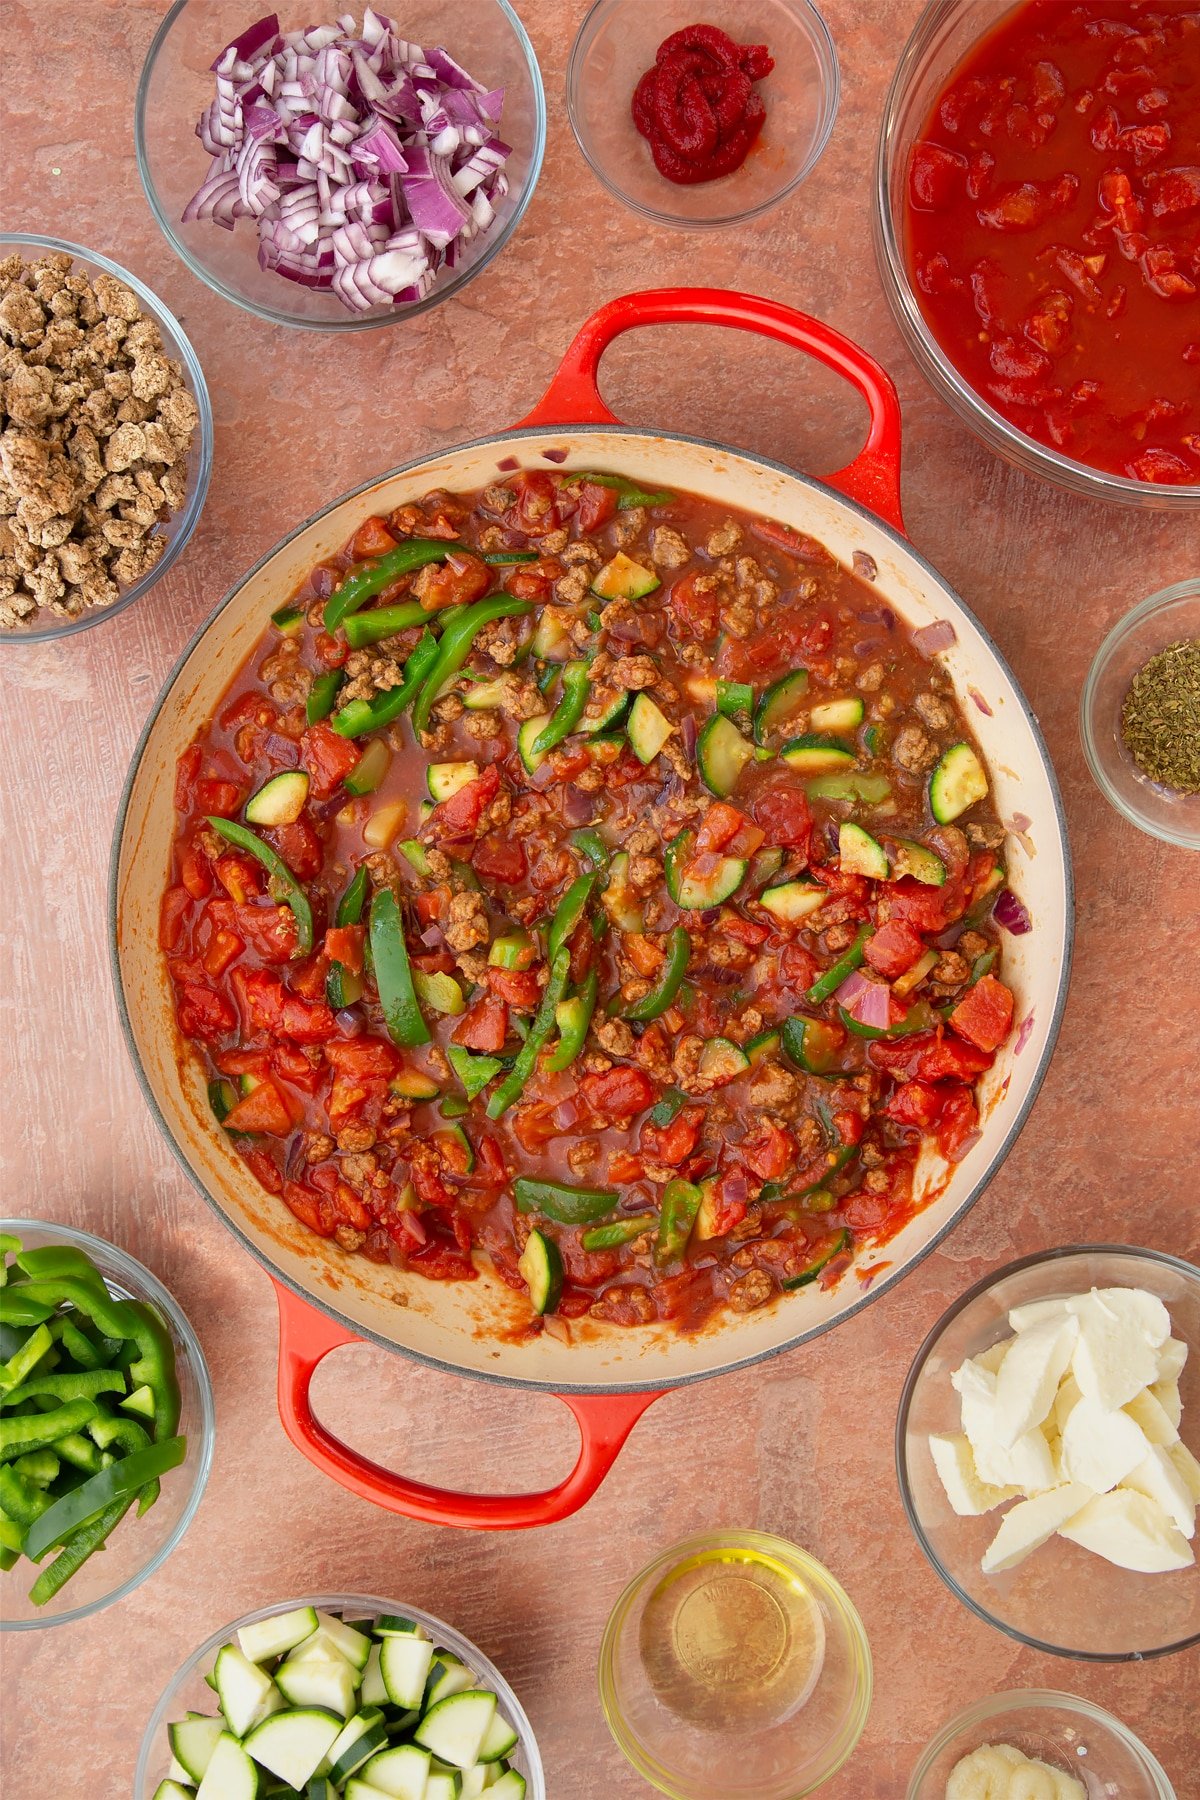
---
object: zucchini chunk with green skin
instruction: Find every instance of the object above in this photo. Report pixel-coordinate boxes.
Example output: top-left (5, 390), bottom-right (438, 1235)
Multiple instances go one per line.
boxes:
top-left (195, 1732), bottom-right (260, 1800)
top-left (169, 1715), bottom-right (224, 1783)
top-left (414, 1690), bottom-right (498, 1770)
top-left (758, 880), bottom-right (827, 923)
top-left (690, 1177), bottom-right (725, 1243)
top-left (245, 770), bottom-right (309, 827)
top-left (327, 1712), bottom-right (390, 1785)
top-left (271, 605), bottom-right (304, 635)
top-left (696, 1037), bottom-right (750, 1086)
top-left (780, 735), bottom-right (857, 776)
top-left (517, 714), bottom-right (553, 775)
top-left (361, 1744), bottom-right (432, 1798)
top-left (745, 1028), bottom-right (781, 1065)
top-left (929, 742), bottom-right (988, 822)
top-left (753, 670), bottom-right (810, 744)
top-left (805, 770), bottom-right (892, 805)
top-left (239, 1605), bottom-right (321, 1664)
top-left (590, 551), bottom-right (660, 602)
top-left (518, 1230), bottom-right (563, 1315)
top-left (530, 610), bottom-right (571, 660)
top-left (380, 1633), bottom-right (436, 1710)
top-left (601, 851), bottom-right (646, 931)
top-left (782, 1228), bottom-right (851, 1291)
top-left (664, 829), bottom-right (748, 910)
top-left (390, 1068), bottom-right (439, 1100)
top-left (243, 1709), bottom-right (343, 1790)
top-left (412, 970), bottom-right (465, 1016)
top-left (580, 689), bottom-right (631, 734)
top-left (489, 1774), bottom-right (527, 1799)
top-left (461, 677), bottom-right (510, 711)
top-left (214, 1642), bottom-right (282, 1736)
top-left (581, 1215), bottom-right (657, 1251)
top-left (626, 692), bottom-right (674, 764)
top-left (343, 739), bottom-right (390, 797)
top-left (809, 696), bottom-right (865, 732)
top-left (838, 821), bottom-right (889, 880)
top-left (697, 714), bottom-right (754, 797)
top-left (153, 1784), bottom-right (195, 1800)
top-left (890, 838), bottom-right (946, 885)
top-left (426, 760), bottom-right (479, 803)
top-left (781, 1015), bottom-right (844, 1076)
top-left (478, 1711), bottom-right (520, 1763)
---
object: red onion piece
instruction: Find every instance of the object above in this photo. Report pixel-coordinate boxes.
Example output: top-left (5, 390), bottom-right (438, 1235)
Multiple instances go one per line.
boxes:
top-left (419, 923), bottom-right (443, 949)
top-left (541, 448), bottom-right (569, 464)
top-left (1014, 1009), bottom-right (1035, 1055)
top-left (949, 1130), bottom-right (981, 1163)
top-left (912, 619), bottom-right (957, 655)
top-left (836, 971), bottom-right (893, 1029)
top-left (496, 456), bottom-right (519, 472)
top-left (551, 1100), bottom-right (579, 1131)
top-left (968, 686), bottom-right (993, 717)
top-left (993, 888), bottom-right (1032, 935)
top-left (398, 1210), bottom-right (427, 1246)
top-left (1007, 812), bottom-right (1032, 832)
top-left (680, 714), bottom-right (698, 758)
top-left (852, 551), bottom-right (879, 582)
top-left (561, 785), bottom-right (593, 825)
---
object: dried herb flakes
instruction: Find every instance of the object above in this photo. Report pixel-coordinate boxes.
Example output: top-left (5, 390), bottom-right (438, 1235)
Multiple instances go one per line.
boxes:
top-left (1120, 637), bottom-right (1200, 794)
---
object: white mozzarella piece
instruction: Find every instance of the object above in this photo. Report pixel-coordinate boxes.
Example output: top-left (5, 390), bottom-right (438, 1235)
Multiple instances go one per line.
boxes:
top-left (1070, 1292), bottom-right (1160, 1411)
top-left (1149, 1378), bottom-right (1183, 1430)
top-left (982, 1483), bottom-right (1095, 1574)
top-left (1059, 1488), bottom-right (1194, 1573)
top-left (1060, 1394), bottom-right (1151, 1493)
top-left (1122, 1447), bottom-right (1197, 1539)
top-left (1052, 1372), bottom-right (1083, 1437)
top-left (993, 1315), bottom-right (1078, 1449)
top-left (1124, 1385), bottom-right (1180, 1448)
top-left (1168, 1440), bottom-right (1200, 1503)
top-left (1073, 1286), bottom-right (1170, 1348)
top-left (953, 1357), bottom-right (1000, 1452)
top-left (952, 1356), bottom-right (1057, 1492)
top-left (1007, 1297), bottom-right (1071, 1333)
top-left (1157, 1337), bottom-right (1188, 1381)
top-left (974, 1337), bottom-right (1012, 1376)
top-left (929, 1433), bottom-right (1019, 1516)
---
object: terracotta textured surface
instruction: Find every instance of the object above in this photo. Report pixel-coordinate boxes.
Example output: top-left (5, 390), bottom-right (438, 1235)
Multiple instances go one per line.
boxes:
top-left (3, 2), bottom-right (1199, 1796)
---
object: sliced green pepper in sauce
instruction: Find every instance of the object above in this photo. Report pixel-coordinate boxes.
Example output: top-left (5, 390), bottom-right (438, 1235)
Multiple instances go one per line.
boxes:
top-left (343, 599), bottom-right (431, 651)
top-left (205, 815), bottom-right (314, 957)
top-left (513, 1177), bottom-right (619, 1226)
top-left (486, 949), bottom-right (570, 1120)
top-left (332, 628), bottom-right (442, 740)
top-left (655, 1180), bottom-right (704, 1264)
top-left (546, 873), bottom-right (597, 966)
top-left (781, 1228), bottom-right (852, 1291)
top-left (306, 668), bottom-right (345, 725)
top-left (545, 969), bottom-right (598, 1073)
top-left (481, 549), bottom-right (538, 565)
top-left (532, 660), bottom-right (591, 757)
top-left (648, 1086), bottom-right (689, 1128)
top-left (570, 828), bottom-right (609, 870)
top-left (323, 539), bottom-right (467, 631)
top-left (581, 1216), bottom-right (657, 1251)
top-left (337, 864), bottom-right (370, 929)
top-left (623, 926), bottom-right (690, 1023)
top-left (369, 888), bottom-right (430, 1049)
top-left (411, 596), bottom-right (533, 736)
top-left (805, 923), bottom-right (872, 1008)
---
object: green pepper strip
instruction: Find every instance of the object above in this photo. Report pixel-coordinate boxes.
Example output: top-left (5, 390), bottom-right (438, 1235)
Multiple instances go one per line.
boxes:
top-left (0, 1234), bottom-right (21, 1284)
top-left (570, 828), bottom-right (608, 870)
top-left (54, 1433), bottom-right (101, 1475)
top-left (4, 1370), bottom-right (125, 1407)
top-left (623, 927), bottom-right (690, 1024)
top-left (323, 539), bottom-right (466, 631)
top-left (412, 596), bottom-right (533, 736)
top-left (446, 1044), bottom-right (504, 1101)
top-left (370, 888), bottom-right (430, 1048)
top-left (649, 1086), bottom-right (689, 1128)
top-left (805, 923), bottom-right (872, 1008)
top-left (0, 1399), bottom-right (98, 1462)
top-left (546, 873), bottom-right (597, 966)
top-left (0, 1291), bottom-right (54, 1327)
top-left (0, 1464), bottom-right (53, 1528)
top-left (837, 999), bottom-right (936, 1044)
top-left (15, 1247), bottom-right (105, 1286)
top-left (782, 1228), bottom-right (852, 1291)
top-left (123, 1301), bottom-right (181, 1449)
top-left (343, 599), bottom-right (431, 651)
top-left (5, 1278), bottom-right (138, 1344)
top-left (546, 969), bottom-right (598, 1073)
top-left (205, 816), bottom-right (313, 957)
top-left (337, 864), bottom-right (370, 928)
top-left (532, 661), bottom-right (591, 757)
top-left (29, 1495), bottom-right (135, 1606)
top-left (306, 668), bottom-right (345, 725)
top-left (481, 550), bottom-right (538, 565)
top-left (513, 1176), bottom-right (619, 1226)
top-left (332, 628), bottom-right (441, 739)
top-left (12, 1448), bottom-right (60, 1486)
top-left (486, 949), bottom-right (570, 1120)
top-left (570, 472), bottom-right (676, 509)
top-left (52, 1318), bottom-right (104, 1370)
top-left (655, 1179), bottom-right (704, 1264)
top-left (24, 1436), bottom-right (185, 1562)
top-left (0, 1323), bottom-right (54, 1392)
top-left (581, 1216), bottom-right (657, 1251)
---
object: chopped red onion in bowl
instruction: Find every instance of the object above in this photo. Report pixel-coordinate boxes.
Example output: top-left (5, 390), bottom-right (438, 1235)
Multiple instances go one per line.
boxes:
top-left (184, 10), bottom-right (511, 313)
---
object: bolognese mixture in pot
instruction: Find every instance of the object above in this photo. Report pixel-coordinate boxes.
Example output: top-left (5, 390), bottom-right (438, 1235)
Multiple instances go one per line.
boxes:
top-left (162, 469), bottom-right (1018, 1333)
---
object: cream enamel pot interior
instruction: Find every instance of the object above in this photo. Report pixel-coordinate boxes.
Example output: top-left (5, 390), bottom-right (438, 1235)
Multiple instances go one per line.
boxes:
top-left (111, 289), bottom-right (1073, 1529)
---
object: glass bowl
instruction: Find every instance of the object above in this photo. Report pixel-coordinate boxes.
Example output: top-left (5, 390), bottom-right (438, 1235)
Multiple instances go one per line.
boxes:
top-left (872, 0), bottom-right (1200, 511)
top-left (567, 0), bottom-right (839, 231)
top-left (598, 1530), bottom-right (872, 1798)
top-left (896, 1246), bottom-right (1200, 1662)
top-left (0, 1218), bottom-right (214, 1631)
top-left (1080, 581), bottom-right (1200, 853)
top-left (135, 1592), bottom-right (546, 1797)
top-left (0, 233), bottom-right (213, 643)
top-left (907, 1690), bottom-right (1178, 1799)
top-left (135, 0), bottom-right (546, 331)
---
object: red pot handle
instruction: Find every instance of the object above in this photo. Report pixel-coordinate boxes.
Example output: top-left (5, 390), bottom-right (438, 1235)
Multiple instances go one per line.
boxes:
top-left (273, 1279), bottom-right (664, 1529)
top-left (518, 287), bottom-right (905, 533)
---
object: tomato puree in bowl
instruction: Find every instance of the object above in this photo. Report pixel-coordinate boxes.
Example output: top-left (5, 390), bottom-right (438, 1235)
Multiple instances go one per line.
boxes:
top-left (905, 0), bottom-right (1200, 486)
top-left (632, 24), bottom-right (775, 185)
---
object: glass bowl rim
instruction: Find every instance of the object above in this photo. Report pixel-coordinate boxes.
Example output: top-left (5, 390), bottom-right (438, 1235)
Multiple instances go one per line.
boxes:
top-left (565, 0), bottom-right (841, 232)
top-left (597, 1527), bottom-right (873, 1799)
top-left (133, 0), bottom-right (548, 332)
top-left (0, 1215), bottom-right (215, 1632)
top-left (1079, 579), bottom-right (1200, 852)
top-left (871, 0), bottom-right (1200, 511)
top-left (133, 1590), bottom-right (547, 1797)
top-left (905, 1685), bottom-right (1178, 1799)
top-left (894, 1242), bottom-right (1200, 1663)
top-left (0, 232), bottom-right (214, 645)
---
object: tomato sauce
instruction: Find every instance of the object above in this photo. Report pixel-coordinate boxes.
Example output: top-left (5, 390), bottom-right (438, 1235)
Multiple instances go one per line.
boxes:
top-left (905, 0), bottom-right (1200, 484)
top-left (163, 470), bottom-right (1015, 1336)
